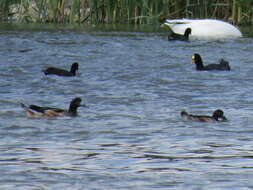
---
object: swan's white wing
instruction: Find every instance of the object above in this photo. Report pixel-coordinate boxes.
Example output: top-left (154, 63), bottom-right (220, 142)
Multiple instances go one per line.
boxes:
top-left (164, 19), bottom-right (242, 39)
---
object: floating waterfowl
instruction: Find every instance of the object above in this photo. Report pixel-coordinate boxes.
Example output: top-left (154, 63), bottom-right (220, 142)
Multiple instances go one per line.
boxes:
top-left (43, 62), bottom-right (79, 76)
top-left (181, 109), bottom-right (227, 122)
top-left (192, 53), bottom-right (230, 71)
top-left (168, 28), bottom-right (191, 41)
top-left (21, 97), bottom-right (82, 118)
top-left (164, 19), bottom-right (242, 39)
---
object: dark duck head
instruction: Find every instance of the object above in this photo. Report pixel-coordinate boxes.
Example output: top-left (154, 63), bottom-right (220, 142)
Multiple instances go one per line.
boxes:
top-left (212, 109), bottom-right (227, 121)
top-left (43, 62), bottom-right (79, 76)
top-left (181, 109), bottom-right (227, 122)
top-left (168, 28), bottom-right (191, 41)
top-left (67, 97), bottom-right (82, 116)
top-left (192, 53), bottom-right (230, 71)
top-left (21, 97), bottom-right (82, 118)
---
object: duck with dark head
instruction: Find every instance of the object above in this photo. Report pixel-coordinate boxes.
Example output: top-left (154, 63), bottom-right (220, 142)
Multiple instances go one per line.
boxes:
top-left (43, 62), bottom-right (79, 76)
top-left (21, 97), bottom-right (83, 118)
top-left (192, 53), bottom-right (230, 71)
top-left (181, 109), bottom-right (227, 122)
top-left (168, 28), bottom-right (191, 41)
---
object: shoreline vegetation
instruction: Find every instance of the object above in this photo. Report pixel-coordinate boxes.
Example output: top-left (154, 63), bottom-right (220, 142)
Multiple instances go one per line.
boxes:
top-left (0, 0), bottom-right (252, 26)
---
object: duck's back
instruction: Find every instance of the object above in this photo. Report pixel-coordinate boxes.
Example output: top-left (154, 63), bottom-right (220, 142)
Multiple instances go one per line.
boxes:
top-left (204, 61), bottom-right (230, 71)
top-left (188, 114), bottom-right (215, 122)
top-left (181, 110), bottom-right (217, 122)
top-left (44, 67), bottom-right (74, 76)
top-left (168, 33), bottom-right (183, 41)
top-left (190, 115), bottom-right (216, 122)
top-left (219, 59), bottom-right (230, 70)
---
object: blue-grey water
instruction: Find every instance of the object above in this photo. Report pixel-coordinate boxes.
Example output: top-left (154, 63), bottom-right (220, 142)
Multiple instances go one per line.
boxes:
top-left (1, 25), bottom-right (253, 190)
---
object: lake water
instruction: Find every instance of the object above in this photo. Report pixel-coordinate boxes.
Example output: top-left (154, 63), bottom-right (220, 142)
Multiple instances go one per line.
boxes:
top-left (1, 24), bottom-right (253, 190)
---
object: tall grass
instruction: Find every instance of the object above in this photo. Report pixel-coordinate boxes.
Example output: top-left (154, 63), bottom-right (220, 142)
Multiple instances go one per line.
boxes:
top-left (0, 0), bottom-right (252, 25)
top-left (232, 0), bottom-right (253, 25)
top-left (0, 0), bottom-right (20, 21)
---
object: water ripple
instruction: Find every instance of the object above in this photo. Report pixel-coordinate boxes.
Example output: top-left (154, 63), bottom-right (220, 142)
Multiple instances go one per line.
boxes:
top-left (0, 27), bottom-right (253, 190)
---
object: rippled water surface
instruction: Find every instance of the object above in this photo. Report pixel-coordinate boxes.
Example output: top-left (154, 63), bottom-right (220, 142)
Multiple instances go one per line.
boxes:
top-left (1, 24), bottom-right (253, 190)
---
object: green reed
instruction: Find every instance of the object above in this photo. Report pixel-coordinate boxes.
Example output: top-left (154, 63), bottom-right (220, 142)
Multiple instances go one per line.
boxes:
top-left (0, 0), bottom-right (252, 25)
top-left (232, 0), bottom-right (253, 25)
top-left (0, 0), bottom-right (20, 21)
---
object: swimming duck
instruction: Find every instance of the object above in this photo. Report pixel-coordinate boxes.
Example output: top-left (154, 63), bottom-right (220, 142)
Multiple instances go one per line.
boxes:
top-left (181, 109), bottom-right (227, 122)
top-left (21, 97), bottom-right (82, 118)
top-left (168, 28), bottom-right (191, 41)
top-left (192, 53), bottom-right (230, 71)
top-left (43, 62), bottom-right (79, 76)
top-left (164, 19), bottom-right (242, 39)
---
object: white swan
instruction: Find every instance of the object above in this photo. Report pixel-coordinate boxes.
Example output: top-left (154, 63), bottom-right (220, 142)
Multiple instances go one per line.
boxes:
top-left (164, 19), bottom-right (242, 39)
